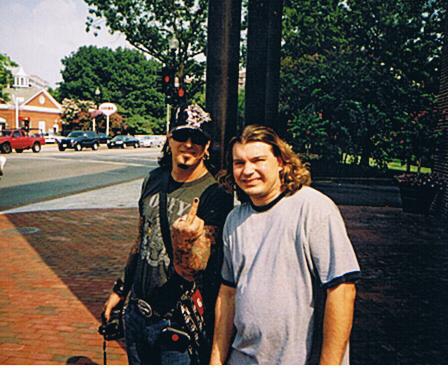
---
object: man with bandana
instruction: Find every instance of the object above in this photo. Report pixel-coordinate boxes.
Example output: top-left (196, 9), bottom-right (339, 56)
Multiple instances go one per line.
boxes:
top-left (103, 104), bottom-right (233, 364)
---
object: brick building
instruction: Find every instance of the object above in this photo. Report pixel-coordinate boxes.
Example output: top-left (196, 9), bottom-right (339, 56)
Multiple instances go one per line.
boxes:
top-left (0, 66), bottom-right (62, 133)
top-left (434, 23), bottom-right (448, 217)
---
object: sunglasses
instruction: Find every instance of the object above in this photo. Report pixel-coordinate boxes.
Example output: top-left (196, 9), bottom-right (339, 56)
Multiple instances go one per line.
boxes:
top-left (171, 129), bottom-right (209, 146)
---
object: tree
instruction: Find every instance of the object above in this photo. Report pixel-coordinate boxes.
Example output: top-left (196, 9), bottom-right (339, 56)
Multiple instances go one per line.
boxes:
top-left (0, 54), bottom-right (17, 101)
top-left (61, 98), bottom-right (96, 131)
top-left (84, 0), bottom-right (209, 97)
top-left (58, 46), bottom-right (165, 133)
top-left (280, 0), bottom-right (446, 168)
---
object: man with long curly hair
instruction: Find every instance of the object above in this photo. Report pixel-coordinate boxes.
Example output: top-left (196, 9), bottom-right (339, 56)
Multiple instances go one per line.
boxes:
top-left (210, 125), bottom-right (360, 365)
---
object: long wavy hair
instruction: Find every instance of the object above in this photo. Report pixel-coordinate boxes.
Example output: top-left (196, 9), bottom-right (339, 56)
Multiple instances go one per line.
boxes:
top-left (219, 124), bottom-right (311, 199)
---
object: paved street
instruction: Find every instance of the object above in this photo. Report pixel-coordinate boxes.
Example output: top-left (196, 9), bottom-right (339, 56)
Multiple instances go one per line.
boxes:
top-left (0, 145), bottom-right (160, 211)
top-left (1, 144), bottom-right (403, 212)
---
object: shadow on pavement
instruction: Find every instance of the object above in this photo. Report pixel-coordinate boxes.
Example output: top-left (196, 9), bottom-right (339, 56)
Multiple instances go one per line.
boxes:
top-left (66, 355), bottom-right (98, 364)
top-left (3, 205), bottom-right (448, 364)
top-left (342, 206), bottom-right (448, 364)
top-left (5, 209), bottom-right (138, 320)
top-left (1, 209), bottom-right (135, 363)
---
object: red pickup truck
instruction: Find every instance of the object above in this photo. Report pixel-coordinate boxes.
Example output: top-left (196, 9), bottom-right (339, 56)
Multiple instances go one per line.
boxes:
top-left (0, 129), bottom-right (45, 154)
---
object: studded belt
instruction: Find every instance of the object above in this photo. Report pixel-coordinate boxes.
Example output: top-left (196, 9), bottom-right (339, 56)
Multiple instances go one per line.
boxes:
top-left (130, 297), bottom-right (174, 320)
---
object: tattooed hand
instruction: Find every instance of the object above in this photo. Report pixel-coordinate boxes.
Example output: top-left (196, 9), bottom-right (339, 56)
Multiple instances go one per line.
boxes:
top-left (171, 197), bottom-right (212, 281)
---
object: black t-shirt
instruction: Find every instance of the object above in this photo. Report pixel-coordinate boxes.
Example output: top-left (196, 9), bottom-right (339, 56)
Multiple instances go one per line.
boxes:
top-left (122, 166), bottom-right (233, 320)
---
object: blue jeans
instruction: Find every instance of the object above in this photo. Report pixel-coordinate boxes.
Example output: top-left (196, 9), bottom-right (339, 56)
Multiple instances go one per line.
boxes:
top-left (123, 301), bottom-right (191, 365)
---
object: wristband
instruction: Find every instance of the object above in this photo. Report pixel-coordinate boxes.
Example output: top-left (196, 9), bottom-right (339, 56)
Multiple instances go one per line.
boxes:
top-left (112, 278), bottom-right (126, 298)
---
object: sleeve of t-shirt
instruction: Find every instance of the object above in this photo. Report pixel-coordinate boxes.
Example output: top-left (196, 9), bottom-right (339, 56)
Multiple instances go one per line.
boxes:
top-left (220, 220), bottom-right (236, 288)
top-left (198, 184), bottom-right (234, 228)
top-left (307, 203), bottom-right (361, 289)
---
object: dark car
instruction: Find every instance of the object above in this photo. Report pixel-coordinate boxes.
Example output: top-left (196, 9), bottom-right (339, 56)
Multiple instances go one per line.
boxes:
top-left (97, 133), bottom-right (111, 144)
top-left (107, 135), bottom-right (140, 149)
top-left (58, 130), bottom-right (99, 151)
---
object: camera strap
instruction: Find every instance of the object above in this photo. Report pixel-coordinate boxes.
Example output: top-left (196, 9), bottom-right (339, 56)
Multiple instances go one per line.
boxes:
top-left (158, 170), bottom-right (210, 364)
top-left (159, 170), bottom-right (173, 260)
top-left (103, 339), bottom-right (107, 365)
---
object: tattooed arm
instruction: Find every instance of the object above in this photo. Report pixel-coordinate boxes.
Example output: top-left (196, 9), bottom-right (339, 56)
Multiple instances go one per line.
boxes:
top-left (171, 198), bottom-right (219, 281)
top-left (172, 225), bottom-right (218, 281)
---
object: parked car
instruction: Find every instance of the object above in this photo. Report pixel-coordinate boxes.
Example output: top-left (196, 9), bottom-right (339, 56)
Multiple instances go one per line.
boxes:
top-left (107, 135), bottom-right (140, 149)
top-left (58, 130), bottom-right (99, 151)
top-left (43, 132), bottom-right (64, 144)
top-left (138, 135), bottom-right (165, 148)
top-left (0, 129), bottom-right (45, 154)
top-left (97, 133), bottom-right (111, 144)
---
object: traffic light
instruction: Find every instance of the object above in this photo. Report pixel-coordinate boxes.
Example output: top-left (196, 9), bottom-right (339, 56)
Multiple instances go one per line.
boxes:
top-left (161, 65), bottom-right (175, 94)
top-left (172, 84), bottom-right (187, 106)
top-left (176, 85), bottom-right (187, 105)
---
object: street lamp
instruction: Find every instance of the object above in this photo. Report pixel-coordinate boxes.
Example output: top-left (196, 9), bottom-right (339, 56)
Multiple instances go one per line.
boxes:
top-left (169, 36), bottom-right (179, 55)
top-left (14, 96), bottom-right (24, 129)
top-left (166, 36), bottom-right (179, 133)
top-left (93, 87), bottom-right (101, 132)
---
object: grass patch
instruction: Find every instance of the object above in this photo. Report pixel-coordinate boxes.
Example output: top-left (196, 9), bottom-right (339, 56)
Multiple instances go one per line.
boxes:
top-left (386, 160), bottom-right (431, 173)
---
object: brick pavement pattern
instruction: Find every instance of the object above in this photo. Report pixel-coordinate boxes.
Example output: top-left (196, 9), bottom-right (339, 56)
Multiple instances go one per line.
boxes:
top-left (0, 209), bottom-right (137, 365)
top-left (1, 206), bottom-right (447, 364)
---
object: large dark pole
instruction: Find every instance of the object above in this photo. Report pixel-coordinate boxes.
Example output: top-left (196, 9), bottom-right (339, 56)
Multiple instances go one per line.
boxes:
top-left (245, 0), bottom-right (284, 132)
top-left (434, 20), bottom-right (448, 217)
top-left (206, 0), bottom-right (242, 169)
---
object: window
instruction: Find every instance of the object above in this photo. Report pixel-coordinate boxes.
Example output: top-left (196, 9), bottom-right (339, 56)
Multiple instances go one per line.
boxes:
top-left (38, 121), bottom-right (46, 133)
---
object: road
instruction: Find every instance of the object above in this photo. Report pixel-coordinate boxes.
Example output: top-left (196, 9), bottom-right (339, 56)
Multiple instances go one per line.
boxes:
top-left (0, 143), bottom-right (402, 212)
top-left (0, 145), bottom-right (160, 211)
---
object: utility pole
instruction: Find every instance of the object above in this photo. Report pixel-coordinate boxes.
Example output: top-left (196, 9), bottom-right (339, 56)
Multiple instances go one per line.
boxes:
top-left (245, 0), bottom-right (284, 134)
top-left (206, 0), bottom-right (242, 169)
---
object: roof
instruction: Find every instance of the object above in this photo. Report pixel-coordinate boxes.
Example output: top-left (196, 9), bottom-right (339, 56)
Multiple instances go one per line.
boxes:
top-left (1, 87), bottom-right (62, 111)
top-left (2, 87), bottom-right (41, 103)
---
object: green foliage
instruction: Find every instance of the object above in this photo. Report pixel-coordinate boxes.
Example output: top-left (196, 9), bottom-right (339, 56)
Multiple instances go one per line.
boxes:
top-left (126, 114), bottom-right (165, 135)
top-left (237, 89), bottom-right (246, 130)
top-left (84, 0), bottom-right (208, 97)
top-left (281, 0), bottom-right (446, 168)
top-left (288, 108), bottom-right (341, 162)
top-left (0, 53), bottom-right (17, 100)
top-left (58, 46), bottom-right (165, 133)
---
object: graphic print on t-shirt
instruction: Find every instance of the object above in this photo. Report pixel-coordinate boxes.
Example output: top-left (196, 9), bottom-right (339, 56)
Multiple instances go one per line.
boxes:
top-left (140, 192), bottom-right (192, 267)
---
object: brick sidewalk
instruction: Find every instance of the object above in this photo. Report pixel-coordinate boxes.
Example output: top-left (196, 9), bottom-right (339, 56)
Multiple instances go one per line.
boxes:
top-left (1, 206), bottom-right (447, 364)
top-left (0, 209), bottom-right (137, 365)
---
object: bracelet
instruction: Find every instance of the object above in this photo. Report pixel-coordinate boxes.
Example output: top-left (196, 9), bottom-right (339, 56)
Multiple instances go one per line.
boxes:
top-left (112, 278), bottom-right (126, 298)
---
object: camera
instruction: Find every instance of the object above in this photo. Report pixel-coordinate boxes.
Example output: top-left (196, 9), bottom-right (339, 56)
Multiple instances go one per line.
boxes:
top-left (98, 302), bottom-right (124, 341)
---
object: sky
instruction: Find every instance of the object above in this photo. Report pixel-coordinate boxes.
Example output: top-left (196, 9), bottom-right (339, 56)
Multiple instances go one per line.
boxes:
top-left (0, 0), bottom-right (131, 88)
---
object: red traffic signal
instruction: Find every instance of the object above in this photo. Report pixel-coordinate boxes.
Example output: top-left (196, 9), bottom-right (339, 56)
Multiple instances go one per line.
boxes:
top-left (172, 85), bottom-right (187, 106)
top-left (161, 66), bottom-right (175, 93)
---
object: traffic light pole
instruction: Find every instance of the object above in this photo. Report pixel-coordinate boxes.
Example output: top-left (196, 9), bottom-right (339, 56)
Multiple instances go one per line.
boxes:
top-left (245, 0), bottom-right (284, 132)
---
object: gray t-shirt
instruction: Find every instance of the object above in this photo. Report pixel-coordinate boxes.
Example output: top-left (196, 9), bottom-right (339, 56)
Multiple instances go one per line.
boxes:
top-left (221, 186), bottom-right (361, 365)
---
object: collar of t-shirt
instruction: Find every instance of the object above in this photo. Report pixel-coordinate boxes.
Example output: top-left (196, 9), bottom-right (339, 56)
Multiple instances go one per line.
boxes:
top-left (167, 172), bottom-right (211, 193)
top-left (250, 191), bottom-right (286, 212)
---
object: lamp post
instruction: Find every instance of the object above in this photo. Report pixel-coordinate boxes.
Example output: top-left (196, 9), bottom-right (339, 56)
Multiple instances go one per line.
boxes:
top-left (166, 36), bottom-right (179, 133)
top-left (93, 87), bottom-right (101, 132)
top-left (14, 96), bottom-right (24, 129)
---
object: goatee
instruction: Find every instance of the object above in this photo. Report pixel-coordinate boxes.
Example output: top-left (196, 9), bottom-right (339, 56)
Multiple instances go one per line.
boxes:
top-left (177, 163), bottom-right (190, 170)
